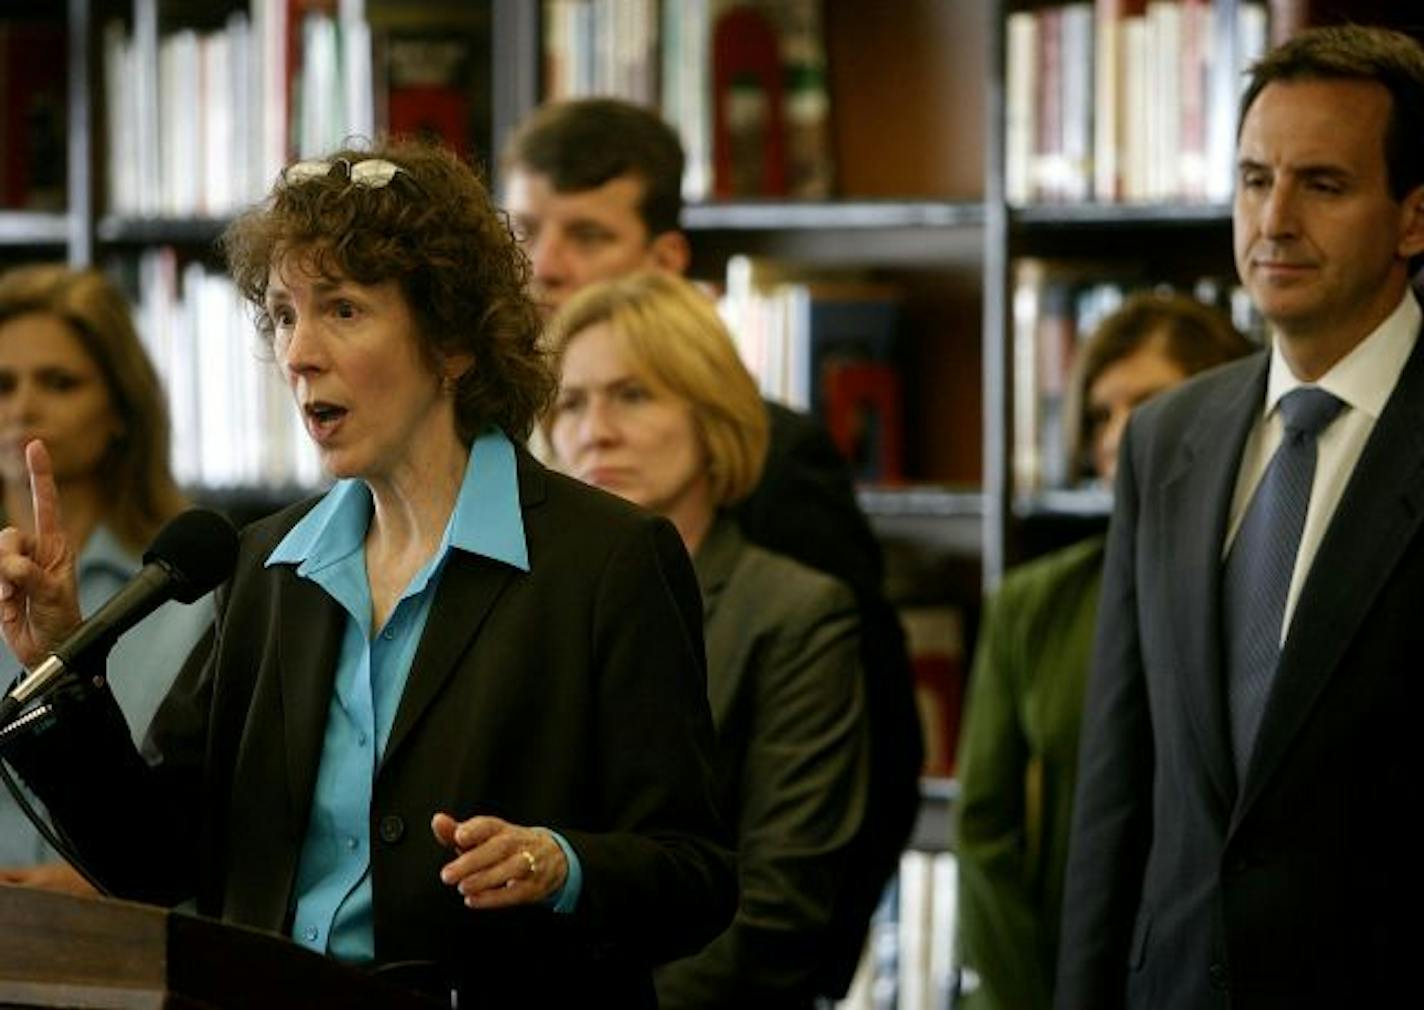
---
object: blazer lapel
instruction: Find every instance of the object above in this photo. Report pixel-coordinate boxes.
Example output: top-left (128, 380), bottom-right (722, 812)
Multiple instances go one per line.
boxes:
top-left (691, 516), bottom-right (740, 725)
top-left (276, 570), bottom-right (346, 826)
top-left (1235, 332), bottom-right (1424, 824)
top-left (1160, 356), bottom-right (1268, 810)
top-left (380, 451), bottom-right (547, 766)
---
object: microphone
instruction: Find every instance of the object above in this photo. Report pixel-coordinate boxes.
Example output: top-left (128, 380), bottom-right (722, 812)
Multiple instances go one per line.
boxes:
top-left (0, 508), bottom-right (239, 727)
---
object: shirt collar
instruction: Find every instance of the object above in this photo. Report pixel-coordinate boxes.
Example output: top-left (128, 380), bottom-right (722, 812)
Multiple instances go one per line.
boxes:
top-left (1264, 289), bottom-right (1421, 422)
top-left (266, 427), bottom-right (530, 574)
top-left (78, 523), bottom-right (140, 581)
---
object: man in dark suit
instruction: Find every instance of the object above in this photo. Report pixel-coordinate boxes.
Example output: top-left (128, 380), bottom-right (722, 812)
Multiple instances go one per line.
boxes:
top-left (502, 98), bottom-right (923, 999)
top-left (1056, 26), bottom-right (1424, 1010)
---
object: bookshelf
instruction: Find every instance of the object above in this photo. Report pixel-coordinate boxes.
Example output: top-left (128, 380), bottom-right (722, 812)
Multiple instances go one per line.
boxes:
top-left (521, 2), bottom-right (988, 602)
top-left (26, 1), bottom-right (1420, 1006)
top-left (0, 0), bottom-right (507, 514)
top-left (6, 0), bottom-right (1420, 564)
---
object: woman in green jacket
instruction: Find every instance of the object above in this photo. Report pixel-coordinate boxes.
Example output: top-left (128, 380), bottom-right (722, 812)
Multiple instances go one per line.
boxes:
top-left (955, 292), bottom-right (1252, 1010)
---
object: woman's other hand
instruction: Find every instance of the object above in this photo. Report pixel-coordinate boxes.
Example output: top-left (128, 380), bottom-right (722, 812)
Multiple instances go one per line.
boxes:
top-left (0, 860), bottom-right (96, 896)
top-left (0, 441), bottom-right (81, 669)
top-left (431, 812), bottom-right (569, 909)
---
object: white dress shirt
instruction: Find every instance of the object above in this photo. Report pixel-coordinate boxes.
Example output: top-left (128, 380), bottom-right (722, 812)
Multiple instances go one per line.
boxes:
top-left (1224, 290), bottom-right (1421, 644)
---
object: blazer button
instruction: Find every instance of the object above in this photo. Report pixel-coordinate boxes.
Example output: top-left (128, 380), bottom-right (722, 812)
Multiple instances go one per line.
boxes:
top-left (378, 815), bottom-right (406, 844)
top-left (1209, 963), bottom-right (1230, 991)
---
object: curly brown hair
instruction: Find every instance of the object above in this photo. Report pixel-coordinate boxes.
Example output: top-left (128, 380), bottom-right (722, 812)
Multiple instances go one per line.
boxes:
top-left (222, 139), bottom-right (553, 441)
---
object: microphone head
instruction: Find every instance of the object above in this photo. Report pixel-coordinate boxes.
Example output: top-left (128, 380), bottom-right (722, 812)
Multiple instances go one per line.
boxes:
top-left (142, 508), bottom-right (240, 603)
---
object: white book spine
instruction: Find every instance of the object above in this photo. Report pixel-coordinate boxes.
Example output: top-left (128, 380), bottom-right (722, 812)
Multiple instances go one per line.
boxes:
top-left (1005, 12), bottom-right (1038, 207)
top-left (1093, 2), bottom-right (1123, 203)
top-left (1060, 3), bottom-right (1095, 203)
top-left (1122, 15), bottom-right (1149, 202)
top-left (896, 850), bottom-right (933, 1010)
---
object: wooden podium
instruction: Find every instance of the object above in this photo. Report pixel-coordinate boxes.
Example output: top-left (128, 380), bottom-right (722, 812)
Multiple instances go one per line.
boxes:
top-left (0, 884), bottom-right (442, 1008)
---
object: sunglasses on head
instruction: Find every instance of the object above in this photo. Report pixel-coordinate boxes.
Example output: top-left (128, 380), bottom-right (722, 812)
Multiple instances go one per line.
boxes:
top-left (281, 157), bottom-right (418, 192)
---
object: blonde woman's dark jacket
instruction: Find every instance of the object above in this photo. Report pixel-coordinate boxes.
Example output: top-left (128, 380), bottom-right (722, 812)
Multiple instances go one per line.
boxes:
top-left (656, 515), bottom-right (869, 1010)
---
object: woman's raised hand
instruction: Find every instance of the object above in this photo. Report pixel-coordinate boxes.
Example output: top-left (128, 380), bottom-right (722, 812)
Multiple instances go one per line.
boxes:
top-left (0, 441), bottom-right (82, 669)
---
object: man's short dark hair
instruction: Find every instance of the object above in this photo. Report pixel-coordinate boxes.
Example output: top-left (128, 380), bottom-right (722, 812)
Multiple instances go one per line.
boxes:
top-left (502, 98), bottom-right (685, 237)
top-left (1240, 25), bottom-right (1424, 201)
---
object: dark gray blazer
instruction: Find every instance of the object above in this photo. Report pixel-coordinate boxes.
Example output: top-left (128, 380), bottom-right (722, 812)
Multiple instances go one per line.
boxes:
top-left (655, 516), bottom-right (868, 1010)
top-left (7, 450), bottom-right (736, 1007)
top-left (1056, 332), bottom-right (1424, 1010)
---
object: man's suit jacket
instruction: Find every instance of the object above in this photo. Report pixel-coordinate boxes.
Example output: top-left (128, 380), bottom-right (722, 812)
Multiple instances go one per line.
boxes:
top-left (6, 450), bottom-right (737, 1007)
top-left (1056, 335), bottom-right (1424, 1010)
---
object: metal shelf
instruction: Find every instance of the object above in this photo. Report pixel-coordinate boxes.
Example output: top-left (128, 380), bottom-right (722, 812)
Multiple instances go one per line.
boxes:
top-left (0, 212), bottom-right (69, 246)
top-left (683, 199), bottom-right (985, 232)
top-left (910, 776), bottom-right (960, 853)
top-left (858, 484), bottom-right (984, 518)
top-left (1011, 201), bottom-right (1232, 229)
top-left (96, 216), bottom-right (231, 246)
top-left (1014, 486), bottom-right (1114, 519)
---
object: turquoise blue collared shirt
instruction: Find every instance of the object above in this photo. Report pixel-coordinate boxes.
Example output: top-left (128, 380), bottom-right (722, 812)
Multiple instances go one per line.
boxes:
top-left (267, 429), bottom-right (582, 962)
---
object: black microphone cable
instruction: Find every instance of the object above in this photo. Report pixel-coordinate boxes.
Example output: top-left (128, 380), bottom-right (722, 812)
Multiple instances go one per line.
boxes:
top-left (0, 689), bottom-right (110, 895)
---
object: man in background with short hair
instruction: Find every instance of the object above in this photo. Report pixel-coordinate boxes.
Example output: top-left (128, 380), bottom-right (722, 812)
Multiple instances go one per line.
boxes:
top-left (503, 97), bottom-right (923, 1005)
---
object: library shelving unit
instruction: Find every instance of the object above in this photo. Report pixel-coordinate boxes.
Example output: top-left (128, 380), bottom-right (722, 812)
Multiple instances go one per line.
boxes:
top-left (1, 0), bottom-right (501, 522)
top-left (8, 0), bottom-right (1421, 566)
top-left (0, 0), bottom-right (92, 266)
top-left (19, 0), bottom-right (1418, 1006)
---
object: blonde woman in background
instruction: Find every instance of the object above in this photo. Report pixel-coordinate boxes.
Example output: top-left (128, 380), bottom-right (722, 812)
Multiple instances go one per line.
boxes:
top-left (0, 264), bottom-right (212, 892)
top-left (544, 270), bottom-right (870, 1009)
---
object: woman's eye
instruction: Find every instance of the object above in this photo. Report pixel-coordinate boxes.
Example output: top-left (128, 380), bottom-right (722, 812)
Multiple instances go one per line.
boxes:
top-left (334, 300), bottom-right (358, 319)
top-left (41, 373), bottom-right (82, 392)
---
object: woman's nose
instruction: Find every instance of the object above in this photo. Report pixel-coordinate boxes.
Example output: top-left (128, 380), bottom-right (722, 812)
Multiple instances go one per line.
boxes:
top-left (579, 398), bottom-right (618, 446)
top-left (281, 317), bottom-right (324, 377)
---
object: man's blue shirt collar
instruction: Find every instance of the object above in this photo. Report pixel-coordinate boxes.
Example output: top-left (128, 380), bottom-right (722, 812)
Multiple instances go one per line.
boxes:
top-left (266, 427), bottom-right (530, 574)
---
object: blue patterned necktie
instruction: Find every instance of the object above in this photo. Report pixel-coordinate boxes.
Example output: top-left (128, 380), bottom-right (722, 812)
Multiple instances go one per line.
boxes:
top-left (1223, 386), bottom-right (1345, 782)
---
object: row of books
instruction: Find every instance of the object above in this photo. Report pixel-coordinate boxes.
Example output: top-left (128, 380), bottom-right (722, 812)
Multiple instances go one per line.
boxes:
top-left (543, 0), bottom-right (661, 108)
top-left (0, 19), bottom-right (66, 211)
top-left (1006, 0), bottom-right (1269, 206)
top-left (103, 0), bottom-right (375, 219)
top-left (543, 0), bottom-right (835, 201)
top-left (126, 248), bottom-right (323, 491)
top-left (718, 255), bottom-right (905, 482)
top-left (1011, 257), bottom-right (1261, 494)
top-left (901, 606), bottom-right (967, 781)
top-left (836, 850), bottom-right (960, 1010)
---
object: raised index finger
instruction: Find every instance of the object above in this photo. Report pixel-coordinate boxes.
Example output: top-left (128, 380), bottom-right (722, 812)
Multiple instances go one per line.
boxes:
top-left (25, 440), bottom-right (62, 540)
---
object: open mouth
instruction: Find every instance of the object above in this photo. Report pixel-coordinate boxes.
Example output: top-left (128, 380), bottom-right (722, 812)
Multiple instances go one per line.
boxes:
top-left (304, 401), bottom-right (348, 440)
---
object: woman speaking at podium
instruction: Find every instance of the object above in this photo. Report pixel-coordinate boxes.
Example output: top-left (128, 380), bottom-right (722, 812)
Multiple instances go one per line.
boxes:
top-left (0, 141), bottom-right (735, 1007)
